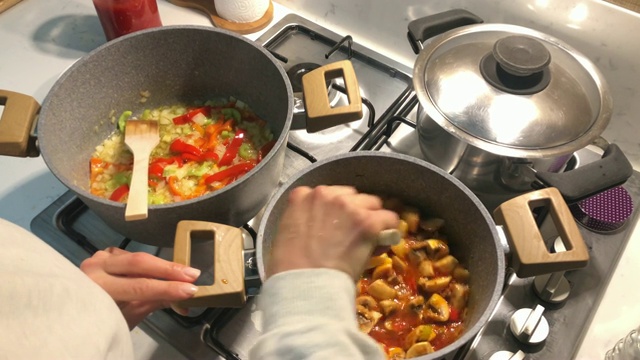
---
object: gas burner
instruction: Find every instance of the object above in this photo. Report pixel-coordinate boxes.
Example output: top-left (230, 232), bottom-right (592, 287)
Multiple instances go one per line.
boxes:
top-left (286, 62), bottom-right (327, 92)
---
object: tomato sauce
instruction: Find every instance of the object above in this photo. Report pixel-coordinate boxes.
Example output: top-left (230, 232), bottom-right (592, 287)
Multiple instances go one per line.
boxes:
top-left (357, 210), bottom-right (471, 358)
top-left (92, 0), bottom-right (162, 41)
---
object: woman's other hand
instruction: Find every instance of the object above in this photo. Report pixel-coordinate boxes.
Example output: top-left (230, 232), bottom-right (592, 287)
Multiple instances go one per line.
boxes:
top-left (267, 185), bottom-right (399, 280)
top-left (80, 247), bottom-right (201, 329)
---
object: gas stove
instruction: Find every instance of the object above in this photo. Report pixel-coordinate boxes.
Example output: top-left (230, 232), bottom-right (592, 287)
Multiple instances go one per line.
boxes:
top-left (30, 14), bottom-right (640, 360)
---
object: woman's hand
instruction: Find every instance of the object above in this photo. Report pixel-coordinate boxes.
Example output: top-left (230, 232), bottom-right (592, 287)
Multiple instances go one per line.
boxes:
top-left (80, 247), bottom-right (201, 329)
top-left (267, 185), bottom-right (399, 280)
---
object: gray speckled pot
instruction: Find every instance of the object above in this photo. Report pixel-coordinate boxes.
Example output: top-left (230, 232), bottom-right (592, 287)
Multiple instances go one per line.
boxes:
top-left (256, 151), bottom-right (504, 360)
top-left (38, 26), bottom-right (293, 247)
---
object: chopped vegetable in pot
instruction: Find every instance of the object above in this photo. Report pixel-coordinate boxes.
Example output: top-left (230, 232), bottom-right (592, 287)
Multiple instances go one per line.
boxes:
top-left (357, 198), bottom-right (470, 359)
top-left (90, 97), bottom-right (274, 204)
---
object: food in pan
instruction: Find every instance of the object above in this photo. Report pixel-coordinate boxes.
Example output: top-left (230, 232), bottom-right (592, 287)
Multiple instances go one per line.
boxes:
top-left (357, 198), bottom-right (470, 359)
top-left (90, 97), bottom-right (274, 204)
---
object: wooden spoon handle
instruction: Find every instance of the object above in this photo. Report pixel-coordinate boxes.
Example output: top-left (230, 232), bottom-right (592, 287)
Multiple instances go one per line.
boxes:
top-left (375, 229), bottom-right (402, 246)
top-left (125, 152), bottom-right (151, 221)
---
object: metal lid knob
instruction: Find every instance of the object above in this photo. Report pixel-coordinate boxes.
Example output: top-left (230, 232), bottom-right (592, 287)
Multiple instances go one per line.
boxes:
top-left (480, 35), bottom-right (552, 95)
top-left (493, 35), bottom-right (551, 76)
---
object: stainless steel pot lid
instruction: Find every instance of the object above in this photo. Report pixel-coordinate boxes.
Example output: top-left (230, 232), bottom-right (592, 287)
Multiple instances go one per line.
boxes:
top-left (413, 23), bottom-right (612, 158)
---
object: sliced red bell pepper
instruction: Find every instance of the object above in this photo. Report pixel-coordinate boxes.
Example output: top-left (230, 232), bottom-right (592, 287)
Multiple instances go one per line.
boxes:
top-left (218, 129), bottom-right (246, 167)
top-left (201, 151), bottom-right (220, 162)
top-left (170, 139), bottom-right (202, 157)
top-left (109, 184), bottom-right (130, 202)
top-left (149, 162), bottom-right (165, 178)
top-left (257, 139), bottom-right (276, 162)
top-left (172, 106), bottom-right (211, 125)
top-left (149, 156), bottom-right (182, 178)
top-left (204, 162), bottom-right (255, 185)
top-left (181, 152), bottom-right (201, 162)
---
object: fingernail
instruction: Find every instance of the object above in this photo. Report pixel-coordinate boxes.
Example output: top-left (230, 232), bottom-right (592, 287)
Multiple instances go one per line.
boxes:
top-left (170, 303), bottom-right (190, 316)
top-left (183, 266), bottom-right (201, 279)
top-left (180, 283), bottom-right (198, 296)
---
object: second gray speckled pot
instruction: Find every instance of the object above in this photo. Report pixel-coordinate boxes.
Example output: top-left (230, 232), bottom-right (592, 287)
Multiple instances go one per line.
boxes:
top-left (255, 151), bottom-right (591, 358)
top-left (256, 151), bottom-right (505, 360)
top-left (37, 26), bottom-right (293, 247)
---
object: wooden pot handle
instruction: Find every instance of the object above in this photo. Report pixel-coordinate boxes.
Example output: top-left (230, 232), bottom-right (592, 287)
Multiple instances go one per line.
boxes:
top-left (302, 60), bottom-right (363, 133)
top-left (493, 187), bottom-right (589, 278)
top-left (172, 220), bottom-right (246, 308)
top-left (0, 90), bottom-right (40, 157)
top-left (0, 0), bottom-right (24, 14)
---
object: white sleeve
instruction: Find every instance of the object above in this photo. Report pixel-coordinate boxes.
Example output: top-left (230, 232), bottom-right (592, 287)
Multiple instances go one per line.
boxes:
top-left (0, 218), bottom-right (134, 360)
top-left (249, 268), bottom-right (385, 360)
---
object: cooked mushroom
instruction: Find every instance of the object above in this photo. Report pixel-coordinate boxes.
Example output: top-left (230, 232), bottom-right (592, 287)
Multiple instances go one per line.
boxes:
top-left (379, 300), bottom-right (399, 316)
top-left (372, 263), bottom-right (395, 282)
top-left (418, 260), bottom-right (435, 277)
top-left (419, 217), bottom-right (445, 233)
top-left (404, 324), bottom-right (436, 350)
top-left (356, 295), bottom-right (379, 311)
top-left (433, 255), bottom-right (459, 275)
top-left (387, 347), bottom-right (406, 360)
top-left (406, 342), bottom-right (435, 358)
top-left (408, 295), bottom-right (425, 313)
top-left (368, 279), bottom-right (397, 300)
top-left (422, 239), bottom-right (450, 260)
top-left (356, 305), bottom-right (382, 333)
top-left (391, 255), bottom-right (408, 274)
top-left (406, 249), bottom-right (426, 266)
top-left (397, 219), bottom-right (409, 238)
top-left (424, 293), bottom-right (450, 322)
top-left (390, 239), bottom-right (409, 258)
top-left (366, 253), bottom-right (391, 270)
top-left (400, 207), bottom-right (420, 233)
top-left (418, 276), bottom-right (451, 293)
top-left (452, 265), bottom-right (470, 282)
top-left (449, 283), bottom-right (469, 312)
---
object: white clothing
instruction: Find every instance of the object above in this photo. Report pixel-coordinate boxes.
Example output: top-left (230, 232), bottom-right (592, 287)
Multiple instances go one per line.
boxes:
top-left (0, 218), bottom-right (134, 360)
top-left (0, 217), bottom-right (382, 360)
top-left (250, 268), bottom-right (385, 360)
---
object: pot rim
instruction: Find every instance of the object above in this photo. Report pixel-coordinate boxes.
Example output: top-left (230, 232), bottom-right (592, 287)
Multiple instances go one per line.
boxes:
top-left (413, 23), bottom-right (613, 159)
top-left (39, 24), bottom-right (294, 211)
top-left (255, 151), bottom-right (505, 359)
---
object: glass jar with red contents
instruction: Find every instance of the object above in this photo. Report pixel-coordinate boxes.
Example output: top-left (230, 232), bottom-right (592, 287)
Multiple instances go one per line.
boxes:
top-left (92, 0), bottom-right (163, 41)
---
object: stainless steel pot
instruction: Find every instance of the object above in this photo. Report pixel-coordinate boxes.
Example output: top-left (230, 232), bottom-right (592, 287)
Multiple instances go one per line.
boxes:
top-left (0, 25), bottom-right (362, 247)
top-left (407, 9), bottom-right (632, 209)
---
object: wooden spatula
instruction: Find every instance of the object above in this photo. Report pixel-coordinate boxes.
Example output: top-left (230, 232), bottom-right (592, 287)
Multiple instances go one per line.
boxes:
top-left (124, 119), bottom-right (159, 221)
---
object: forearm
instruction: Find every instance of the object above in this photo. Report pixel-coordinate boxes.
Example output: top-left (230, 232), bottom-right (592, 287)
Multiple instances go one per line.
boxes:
top-left (249, 269), bottom-right (385, 360)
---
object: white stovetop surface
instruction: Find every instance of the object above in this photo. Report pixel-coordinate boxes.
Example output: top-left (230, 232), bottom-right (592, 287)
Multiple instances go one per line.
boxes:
top-left (0, 0), bottom-right (638, 358)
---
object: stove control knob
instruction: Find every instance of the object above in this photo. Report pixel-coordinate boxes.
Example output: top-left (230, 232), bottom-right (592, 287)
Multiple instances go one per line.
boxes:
top-left (533, 271), bottom-right (571, 304)
top-left (489, 350), bottom-right (527, 360)
top-left (533, 237), bottom-right (571, 304)
top-left (509, 304), bottom-right (549, 345)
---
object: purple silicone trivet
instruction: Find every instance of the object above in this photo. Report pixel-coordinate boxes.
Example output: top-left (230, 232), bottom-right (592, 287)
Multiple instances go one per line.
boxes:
top-left (570, 186), bottom-right (634, 233)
